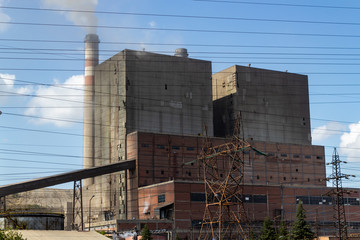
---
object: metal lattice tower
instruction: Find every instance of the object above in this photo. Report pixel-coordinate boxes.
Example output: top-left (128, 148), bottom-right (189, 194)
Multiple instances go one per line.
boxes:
top-left (328, 148), bottom-right (349, 240)
top-left (72, 179), bottom-right (84, 231)
top-left (199, 114), bottom-right (251, 240)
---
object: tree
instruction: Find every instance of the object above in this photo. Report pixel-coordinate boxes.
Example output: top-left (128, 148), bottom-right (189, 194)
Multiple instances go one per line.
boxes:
top-left (259, 217), bottom-right (277, 240)
top-left (277, 219), bottom-right (288, 240)
top-left (140, 224), bottom-right (152, 240)
top-left (291, 201), bottom-right (314, 240)
top-left (0, 230), bottom-right (26, 240)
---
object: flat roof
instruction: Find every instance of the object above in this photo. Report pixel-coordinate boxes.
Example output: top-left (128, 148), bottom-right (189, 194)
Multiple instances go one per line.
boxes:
top-left (16, 230), bottom-right (110, 240)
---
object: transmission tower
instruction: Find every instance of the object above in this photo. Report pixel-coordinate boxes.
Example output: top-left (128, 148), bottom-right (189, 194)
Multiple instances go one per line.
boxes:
top-left (199, 113), bottom-right (251, 240)
top-left (326, 148), bottom-right (354, 240)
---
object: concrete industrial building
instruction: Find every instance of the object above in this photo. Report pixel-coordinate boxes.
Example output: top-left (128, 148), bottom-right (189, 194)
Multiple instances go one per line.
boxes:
top-left (212, 65), bottom-right (311, 145)
top-left (82, 34), bottom-right (360, 238)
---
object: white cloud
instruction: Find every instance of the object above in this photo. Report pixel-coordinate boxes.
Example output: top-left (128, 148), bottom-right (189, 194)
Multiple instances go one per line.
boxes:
top-left (339, 121), bottom-right (360, 162)
top-left (149, 21), bottom-right (156, 28)
top-left (0, 73), bottom-right (33, 104)
top-left (41, 0), bottom-right (98, 33)
top-left (25, 75), bottom-right (84, 128)
top-left (312, 121), bottom-right (346, 142)
top-left (0, 0), bottom-right (10, 32)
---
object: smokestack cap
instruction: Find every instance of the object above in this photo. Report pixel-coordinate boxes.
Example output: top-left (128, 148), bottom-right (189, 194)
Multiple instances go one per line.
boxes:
top-left (174, 48), bottom-right (188, 58)
top-left (85, 34), bottom-right (100, 43)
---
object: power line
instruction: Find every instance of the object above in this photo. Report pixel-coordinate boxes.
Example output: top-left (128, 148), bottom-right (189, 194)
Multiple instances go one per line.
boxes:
top-left (2, 6), bottom-right (360, 26)
top-left (4, 21), bottom-right (360, 38)
top-left (193, 0), bottom-right (360, 10)
top-left (2, 38), bottom-right (360, 50)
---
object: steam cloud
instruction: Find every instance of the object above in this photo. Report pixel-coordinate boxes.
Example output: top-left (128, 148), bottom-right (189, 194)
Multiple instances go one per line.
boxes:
top-left (41, 0), bottom-right (98, 33)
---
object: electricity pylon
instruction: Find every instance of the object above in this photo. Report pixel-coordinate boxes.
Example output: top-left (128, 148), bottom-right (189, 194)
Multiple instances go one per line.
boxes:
top-left (199, 113), bottom-right (251, 240)
top-left (326, 148), bottom-right (354, 240)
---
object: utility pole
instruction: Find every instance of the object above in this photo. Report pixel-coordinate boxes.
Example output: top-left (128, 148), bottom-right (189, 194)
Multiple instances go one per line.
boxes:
top-left (326, 148), bottom-right (354, 240)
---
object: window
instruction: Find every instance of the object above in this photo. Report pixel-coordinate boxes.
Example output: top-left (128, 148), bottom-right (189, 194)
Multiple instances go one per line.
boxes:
top-left (283, 177), bottom-right (286, 181)
top-left (190, 193), bottom-right (206, 202)
top-left (158, 194), bottom-right (165, 203)
top-left (293, 154), bottom-right (300, 158)
top-left (161, 170), bottom-right (164, 175)
top-left (253, 195), bottom-right (267, 203)
top-left (305, 155), bottom-right (311, 159)
top-left (186, 147), bottom-right (194, 151)
top-left (243, 194), bottom-right (267, 204)
top-left (165, 84), bottom-right (167, 90)
top-left (280, 153), bottom-right (287, 157)
top-left (141, 143), bottom-right (150, 148)
top-left (316, 156), bottom-right (323, 160)
top-left (157, 144), bottom-right (165, 149)
top-left (172, 146), bottom-right (180, 150)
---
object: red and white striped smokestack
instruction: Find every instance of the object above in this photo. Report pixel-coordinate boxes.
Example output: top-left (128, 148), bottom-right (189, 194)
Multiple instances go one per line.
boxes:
top-left (83, 34), bottom-right (99, 186)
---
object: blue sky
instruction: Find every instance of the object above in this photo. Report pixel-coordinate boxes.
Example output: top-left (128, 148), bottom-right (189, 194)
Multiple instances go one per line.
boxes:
top-left (1, 0), bottom-right (360, 188)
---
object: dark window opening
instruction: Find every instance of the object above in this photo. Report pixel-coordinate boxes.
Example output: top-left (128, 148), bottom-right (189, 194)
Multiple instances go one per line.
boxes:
top-left (157, 144), bottom-right (165, 149)
top-left (158, 194), bottom-right (165, 203)
top-left (296, 169), bottom-right (298, 172)
top-left (280, 153), bottom-right (287, 157)
top-left (308, 178), bottom-right (310, 182)
top-left (146, 170), bottom-right (149, 174)
top-left (316, 156), bottom-right (323, 160)
top-left (256, 175), bottom-right (260, 180)
top-left (283, 177), bottom-right (286, 181)
top-left (293, 154), bottom-right (300, 158)
top-left (190, 193), bottom-right (206, 202)
top-left (161, 170), bottom-right (164, 175)
top-left (165, 84), bottom-right (167, 90)
top-left (172, 146), bottom-right (180, 150)
top-left (141, 143), bottom-right (150, 148)
top-left (186, 147), bottom-right (194, 151)
top-left (305, 155), bottom-right (311, 159)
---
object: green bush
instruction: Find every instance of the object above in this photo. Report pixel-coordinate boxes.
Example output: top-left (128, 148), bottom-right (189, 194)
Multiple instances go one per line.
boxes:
top-left (0, 230), bottom-right (26, 240)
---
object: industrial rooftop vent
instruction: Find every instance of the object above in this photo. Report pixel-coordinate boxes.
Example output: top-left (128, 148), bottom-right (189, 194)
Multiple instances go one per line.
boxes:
top-left (174, 48), bottom-right (188, 57)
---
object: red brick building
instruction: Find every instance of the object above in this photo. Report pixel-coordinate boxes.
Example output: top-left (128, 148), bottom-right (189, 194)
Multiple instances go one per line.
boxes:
top-left (117, 131), bottom-right (360, 238)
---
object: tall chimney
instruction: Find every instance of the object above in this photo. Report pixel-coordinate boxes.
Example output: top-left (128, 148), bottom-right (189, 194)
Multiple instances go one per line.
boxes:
top-left (83, 34), bottom-right (99, 186)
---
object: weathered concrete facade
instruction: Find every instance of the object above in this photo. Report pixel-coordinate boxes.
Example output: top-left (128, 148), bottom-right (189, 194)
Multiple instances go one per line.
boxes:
top-left (85, 50), bottom-right (213, 221)
top-left (213, 65), bottom-right (311, 145)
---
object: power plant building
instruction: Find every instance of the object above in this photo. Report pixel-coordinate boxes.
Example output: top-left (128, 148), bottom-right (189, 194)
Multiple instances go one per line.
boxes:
top-left (213, 65), bottom-right (311, 145)
top-left (82, 34), bottom-right (360, 238)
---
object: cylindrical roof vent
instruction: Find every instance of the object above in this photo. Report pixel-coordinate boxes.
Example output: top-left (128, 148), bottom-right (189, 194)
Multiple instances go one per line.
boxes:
top-left (174, 48), bottom-right (188, 57)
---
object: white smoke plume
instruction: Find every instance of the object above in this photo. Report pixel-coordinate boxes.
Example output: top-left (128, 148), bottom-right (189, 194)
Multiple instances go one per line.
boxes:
top-left (41, 0), bottom-right (98, 33)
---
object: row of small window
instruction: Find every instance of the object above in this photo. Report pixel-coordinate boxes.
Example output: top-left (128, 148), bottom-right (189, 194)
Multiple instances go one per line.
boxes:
top-left (141, 143), bottom-right (194, 151)
top-left (190, 193), bottom-right (267, 204)
top-left (244, 151), bottom-right (323, 160)
top-left (145, 169), bottom-right (193, 176)
top-left (296, 196), bottom-right (360, 206)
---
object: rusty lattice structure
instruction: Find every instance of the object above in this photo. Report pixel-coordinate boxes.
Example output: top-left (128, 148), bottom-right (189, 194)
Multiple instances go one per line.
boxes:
top-left (199, 114), bottom-right (251, 240)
